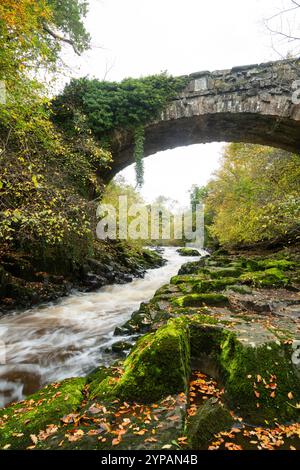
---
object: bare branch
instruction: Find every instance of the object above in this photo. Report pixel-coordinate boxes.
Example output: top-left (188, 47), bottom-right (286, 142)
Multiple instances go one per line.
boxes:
top-left (266, 3), bottom-right (300, 21)
top-left (42, 22), bottom-right (81, 55)
top-left (265, 21), bottom-right (300, 42)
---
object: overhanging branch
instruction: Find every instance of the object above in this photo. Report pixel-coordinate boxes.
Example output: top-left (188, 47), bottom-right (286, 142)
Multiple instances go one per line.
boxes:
top-left (42, 22), bottom-right (81, 55)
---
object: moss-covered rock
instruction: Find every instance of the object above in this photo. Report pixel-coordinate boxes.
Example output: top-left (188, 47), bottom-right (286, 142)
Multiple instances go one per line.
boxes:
top-left (118, 319), bottom-right (190, 403)
top-left (188, 315), bottom-right (300, 423)
top-left (239, 258), bottom-right (296, 272)
top-left (239, 268), bottom-right (289, 287)
top-left (111, 341), bottom-right (133, 354)
top-left (187, 398), bottom-right (234, 449)
top-left (203, 266), bottom-right (244, 279)
top-left (219, 333), bottom-right (300, 422)
top-left (174, 293), bottom-right (229, 308)
top-left (0, 377), bottom-right (85, 449)
top-left (192, 278), bottom-right (239, 293)
top-left (92, 319), bottom-right (191, 404)
top-left (178, 259), bottom-right (207, 275)
top-left (177, 248), bottom-right (201, 257)
top-left (170, 274), bottom-right (208, 285)
top-left (225, 285), bottom-right (253, 295)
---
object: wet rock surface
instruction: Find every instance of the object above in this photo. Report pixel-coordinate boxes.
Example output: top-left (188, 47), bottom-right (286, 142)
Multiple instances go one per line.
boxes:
top-left (1, 247), bottom-right (300, 450)
top-left (0, 243), bottom-right (165, 314)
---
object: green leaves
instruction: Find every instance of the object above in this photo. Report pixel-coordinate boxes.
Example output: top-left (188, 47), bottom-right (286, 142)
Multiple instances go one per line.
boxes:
top-left (53, 74), bottom-right (188, 186)
top-left (32, 175), bottom-right (39, 188)
top-left (205, 143), bottom-right (300, 246)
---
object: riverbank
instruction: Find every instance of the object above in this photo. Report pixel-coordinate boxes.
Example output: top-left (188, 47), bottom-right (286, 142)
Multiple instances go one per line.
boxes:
top-left (0, 248), bottom-right (199, 408)
top-left (0, 246), bottom-right (299, 450)
top-left (0, 241), bottom-right (165, 314)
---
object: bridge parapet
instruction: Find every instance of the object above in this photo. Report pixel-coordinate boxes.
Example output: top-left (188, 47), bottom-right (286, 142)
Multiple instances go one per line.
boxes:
top-left (163, 59), bottom-right (300, 121)
top-left (182, 60), bottom-right (299, 97)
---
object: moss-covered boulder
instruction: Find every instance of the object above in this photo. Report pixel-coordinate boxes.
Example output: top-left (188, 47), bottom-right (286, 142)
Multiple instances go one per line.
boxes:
top-left (0, 377), bottom-right (85, 449)
top-left (174, 293), bottom-right (229, 308)
top-left (220, 332), bottom-right (300, 422)
top-left (177, 248), bottom-right (201, 257)
top-left (178, 259), bottom-right (207, 275)
top-left (203, 266), bottom-right (244, 279)
top-left (239, 267), bottom-right (289, 287)
top-left (187, 398), bottom-right (234, 449)
top-left (118, 319), bottom-right (191, 403)
top-left (192, 278), bottom-right (239, 293)
top-left (188, 315), bottom-right (300, 423)
top-left (170, 274), bottom-right (208, 285)
top-left (92, 319), bottom-right (191, 404)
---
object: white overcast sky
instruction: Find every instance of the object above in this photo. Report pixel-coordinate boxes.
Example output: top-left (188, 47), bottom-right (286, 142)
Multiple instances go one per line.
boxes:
top-left (64, 0), bottom-right (296, 205)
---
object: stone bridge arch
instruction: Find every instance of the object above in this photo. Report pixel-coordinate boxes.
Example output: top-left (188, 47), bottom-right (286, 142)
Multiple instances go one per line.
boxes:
top-left (105, 59), bottom-right (300, 181)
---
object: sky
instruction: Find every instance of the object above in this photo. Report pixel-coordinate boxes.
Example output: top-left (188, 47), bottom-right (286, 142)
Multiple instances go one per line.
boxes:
top-left (63, 0), bottom-right (295, 205)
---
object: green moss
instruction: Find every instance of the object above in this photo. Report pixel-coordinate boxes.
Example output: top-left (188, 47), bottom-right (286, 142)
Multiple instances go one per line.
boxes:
top-left (239, 268), bottom-right (289, 287)
top-left (225, 285), bottom-right (253, 295)
top-left (117, 319), bottom-right (191, 403)
top-left (89, 319), bottom-right (191, 404)
top-left (0, 377), bottom-right (85, 449)
top-left (170, 274), bottom-right (208, 285)
top-left (209, 255), bottom-right (233, 265)
top-left (237, 257), bottom-right (297, 272)
top-left (177, 248), bottom-right (201, 257)
top-left (189, 322), bottom-right (224, 359)
top-left (187, 398), bottom-right (234, 449)
top-left (219, 334), bottom-right (300, 422)
top-left (192, 277), bottom-right (238, 293)
top-left (174, 293), bottom-right (229, 308)
top-left (178, 260), bottom-right (206, 275)
top-left (87, 366), bottom-right (121, 400)
top-left (203, 266), bottom-right (244, 279)
top-left (185, 315), bottom-right (300, 423)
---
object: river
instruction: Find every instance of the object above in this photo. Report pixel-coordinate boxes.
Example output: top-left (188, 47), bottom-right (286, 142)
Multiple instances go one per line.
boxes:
top-left (0, 247), bottom-right (202, 408)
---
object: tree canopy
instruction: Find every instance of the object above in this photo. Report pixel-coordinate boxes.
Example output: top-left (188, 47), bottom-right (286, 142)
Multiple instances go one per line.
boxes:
top-left (204, 143), bottom-right (300, 246)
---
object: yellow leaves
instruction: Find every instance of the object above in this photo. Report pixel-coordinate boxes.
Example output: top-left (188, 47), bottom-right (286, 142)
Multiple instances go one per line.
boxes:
top-left (288, 392), bottom-right (294, 400)
top-left (31, 175), bottom-right (39, 188)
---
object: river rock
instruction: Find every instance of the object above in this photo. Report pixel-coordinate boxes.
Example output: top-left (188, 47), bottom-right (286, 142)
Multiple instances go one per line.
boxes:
top-left (187, 398), bottom-right (234, 449)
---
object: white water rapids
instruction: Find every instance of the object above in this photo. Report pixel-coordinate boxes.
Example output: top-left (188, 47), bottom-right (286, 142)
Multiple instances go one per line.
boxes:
top-left (0, 247), bottom-right (202, 408)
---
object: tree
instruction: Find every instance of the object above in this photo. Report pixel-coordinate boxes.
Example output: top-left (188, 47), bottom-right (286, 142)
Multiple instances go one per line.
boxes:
top-left (205, 143), bottom-right (300, 246)
top-left (264, 1), bottom-right (300, 57)
top-left (44, 0), bottom-right (91, 54)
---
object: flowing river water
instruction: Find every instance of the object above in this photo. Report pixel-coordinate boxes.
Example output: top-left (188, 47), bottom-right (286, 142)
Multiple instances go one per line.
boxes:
top-left (0, 247), bottom-right (202, 408)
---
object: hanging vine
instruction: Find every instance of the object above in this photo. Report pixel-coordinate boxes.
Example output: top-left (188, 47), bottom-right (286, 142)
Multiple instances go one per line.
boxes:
top-left (133, 126), bottom-right (145, 187)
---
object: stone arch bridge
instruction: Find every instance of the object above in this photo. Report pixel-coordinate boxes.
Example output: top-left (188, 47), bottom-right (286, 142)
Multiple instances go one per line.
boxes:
top-left (105, 59), bottom-right (300, 180)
